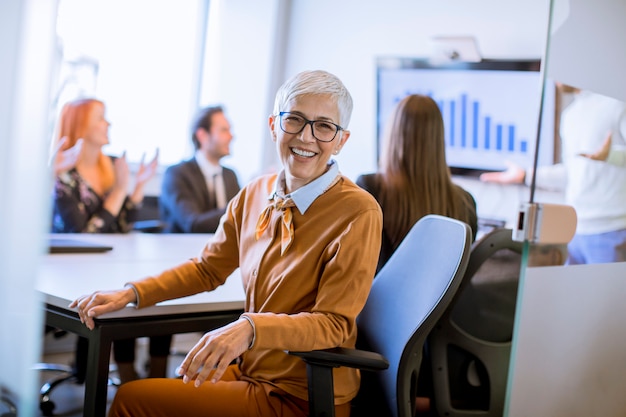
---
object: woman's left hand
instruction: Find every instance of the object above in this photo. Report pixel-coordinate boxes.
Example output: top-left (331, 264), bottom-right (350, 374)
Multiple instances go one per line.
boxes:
top-left (176, 318), bottom-right (254, 387)
top-left (136, 149), bottom-right (159, 185)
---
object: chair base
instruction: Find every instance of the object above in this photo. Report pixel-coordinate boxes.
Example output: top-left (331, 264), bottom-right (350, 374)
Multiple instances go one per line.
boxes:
top-left (34, 362), bottom-right (120, 417)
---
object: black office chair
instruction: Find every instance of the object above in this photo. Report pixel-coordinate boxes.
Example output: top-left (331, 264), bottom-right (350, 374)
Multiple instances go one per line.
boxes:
top-left (428, 227), bottom-right (523, 417)
top-left (34, 334), bottom-right (119, 416)
top-left (132, 195), bottom-right (164, 233)
top-left (289, 214), bottom-right (472, 417)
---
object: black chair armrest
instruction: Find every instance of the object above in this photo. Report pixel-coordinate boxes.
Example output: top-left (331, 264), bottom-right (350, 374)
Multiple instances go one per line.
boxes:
top-left (287, 348), bottom-right (389, 417)
top-left (289, 347), bottom-right (388, 372)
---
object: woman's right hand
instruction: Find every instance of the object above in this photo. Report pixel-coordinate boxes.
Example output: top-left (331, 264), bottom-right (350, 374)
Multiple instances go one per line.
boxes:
top-left (51, 137), bottom-right (83, 176)
top-left (69, 287), bottom-right (137, 330)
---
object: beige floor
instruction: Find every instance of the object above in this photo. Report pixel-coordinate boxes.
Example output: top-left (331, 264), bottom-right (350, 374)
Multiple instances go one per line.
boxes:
top-left (37, 331), bottom-right (199, 416)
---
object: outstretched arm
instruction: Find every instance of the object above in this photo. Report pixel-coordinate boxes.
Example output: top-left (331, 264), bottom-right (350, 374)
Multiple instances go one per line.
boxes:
top-left (479, 161), bottom-right (527, 184)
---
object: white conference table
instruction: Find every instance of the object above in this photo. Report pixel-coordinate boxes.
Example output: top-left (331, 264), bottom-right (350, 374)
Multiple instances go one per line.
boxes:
top-left (38, 233), bottom-right (245, 417)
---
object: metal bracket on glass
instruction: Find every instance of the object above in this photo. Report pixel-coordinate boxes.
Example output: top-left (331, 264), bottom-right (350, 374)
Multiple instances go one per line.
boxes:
top-left (513, 202), bottom-right (577, 244)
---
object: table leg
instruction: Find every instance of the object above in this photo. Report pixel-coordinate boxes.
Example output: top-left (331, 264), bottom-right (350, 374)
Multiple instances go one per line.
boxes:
top-left (83, 327), bottom-right (112, 417)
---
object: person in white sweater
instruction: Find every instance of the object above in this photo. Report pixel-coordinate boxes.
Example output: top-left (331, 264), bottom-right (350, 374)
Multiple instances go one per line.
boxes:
top-left (480, 84), bottom-right (626, 264)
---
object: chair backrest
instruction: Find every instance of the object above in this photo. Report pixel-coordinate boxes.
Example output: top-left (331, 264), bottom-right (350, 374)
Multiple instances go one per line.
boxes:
top-left (428, 227), bottom-right (523, 417)
top-left (133, 195), bottom-right (165, 233)
top-left (356, 214), bottom-right (472, 417)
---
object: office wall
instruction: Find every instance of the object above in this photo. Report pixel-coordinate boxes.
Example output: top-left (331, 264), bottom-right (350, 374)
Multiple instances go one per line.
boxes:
top-left (206, 0), bottom-right (564, 226)
top-left (197, 0), bottom-right (287, 184)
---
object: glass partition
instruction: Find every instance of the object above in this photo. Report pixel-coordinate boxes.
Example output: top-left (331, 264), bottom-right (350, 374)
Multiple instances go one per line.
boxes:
top-left (506, 0), bottom-right (626, 415)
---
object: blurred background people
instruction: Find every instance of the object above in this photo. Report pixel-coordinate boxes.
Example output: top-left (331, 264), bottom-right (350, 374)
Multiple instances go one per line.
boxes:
top-left (159, 105), bottom-right (241, 233)
top-left (357, 94), bottom-right (478, 274)
top-left (480, 84), bottom-right (626, 265)
top-left (50, 98), bottom-right (169, 384)
top-left (51, 99), bottom-right (158, 233)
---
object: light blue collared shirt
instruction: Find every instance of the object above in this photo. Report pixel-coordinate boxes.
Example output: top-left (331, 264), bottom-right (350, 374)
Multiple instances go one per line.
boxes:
top-left (269, 160), bottom-right (340, 214)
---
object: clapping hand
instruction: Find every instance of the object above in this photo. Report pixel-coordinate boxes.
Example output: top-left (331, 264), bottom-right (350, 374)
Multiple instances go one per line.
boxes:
top-left (51, 137), bottom-right (83, 176)
top-left (129, 149), bottom-right (159, 205)
top-left (136, 148), bottom-right (159, 186)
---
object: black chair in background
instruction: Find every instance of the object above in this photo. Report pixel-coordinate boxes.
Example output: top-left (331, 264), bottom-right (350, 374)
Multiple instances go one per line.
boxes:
top-left (133, 195), bottom-right (164, 233)
top-left (289, 214), bottom-right (473, 417)
top-left (34, 333), bottom-right (119, 416)
top-left (428, 227), bottom-right (523, 417)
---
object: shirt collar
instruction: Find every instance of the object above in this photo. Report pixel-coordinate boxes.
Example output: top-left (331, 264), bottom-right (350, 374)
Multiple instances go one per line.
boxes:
top-left (195, 150), bottom-right (222, 178)
top-left (270, 160), bottom-right (340, 214)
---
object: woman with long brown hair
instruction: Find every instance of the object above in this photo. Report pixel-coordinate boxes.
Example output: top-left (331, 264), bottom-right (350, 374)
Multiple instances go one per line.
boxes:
top-left (357, 94), bottom-right (478, 273)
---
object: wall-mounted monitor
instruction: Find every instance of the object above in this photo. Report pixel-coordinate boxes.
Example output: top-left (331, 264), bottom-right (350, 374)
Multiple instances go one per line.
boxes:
top-left (376, 57), bottom-right (557, 176)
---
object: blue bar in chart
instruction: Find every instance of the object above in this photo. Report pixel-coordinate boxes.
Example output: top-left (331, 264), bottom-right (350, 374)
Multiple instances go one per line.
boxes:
top-left (472, 100), bottom-right (479, 149)
top-left (496, 124), bottom-right (503, 151)
top-left (448, 100), bottom-right (455, 147)
top-left (484, 116), bottom-right (491, 150)
top-left (460, 94), bottom-right (467, 148)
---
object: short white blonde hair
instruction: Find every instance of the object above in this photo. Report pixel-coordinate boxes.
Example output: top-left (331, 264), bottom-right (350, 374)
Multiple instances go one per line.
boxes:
top-left (272, 70), bottom-right (353, 128)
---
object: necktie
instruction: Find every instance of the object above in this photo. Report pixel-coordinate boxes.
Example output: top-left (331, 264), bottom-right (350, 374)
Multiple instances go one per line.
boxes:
top-left (255, 195), bottom-right (296, 255)
top-left (214, 173), bottom-right (226, 209)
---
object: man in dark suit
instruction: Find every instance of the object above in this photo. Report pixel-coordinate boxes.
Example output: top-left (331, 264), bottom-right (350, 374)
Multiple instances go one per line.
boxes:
top-left (160, 105), bottom-right (241, 233)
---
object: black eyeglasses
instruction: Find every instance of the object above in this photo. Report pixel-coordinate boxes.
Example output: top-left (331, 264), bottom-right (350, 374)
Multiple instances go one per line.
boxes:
top-left (278, 111), bottom-right (343, 142)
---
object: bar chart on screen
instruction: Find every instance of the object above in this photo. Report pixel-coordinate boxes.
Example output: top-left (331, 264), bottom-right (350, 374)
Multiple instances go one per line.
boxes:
top-left (377, 59), bottom-right (557, 174)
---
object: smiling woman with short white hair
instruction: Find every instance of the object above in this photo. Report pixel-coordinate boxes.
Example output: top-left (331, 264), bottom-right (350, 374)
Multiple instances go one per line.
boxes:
top-left (70, 70), bottom-right (383, 417)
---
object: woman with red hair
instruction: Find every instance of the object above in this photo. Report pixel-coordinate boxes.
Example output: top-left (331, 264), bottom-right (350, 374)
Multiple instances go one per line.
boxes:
top-left (51, 98), bottom-right (157, 233)
top-left (51, 98), bottom-right (167, 384)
